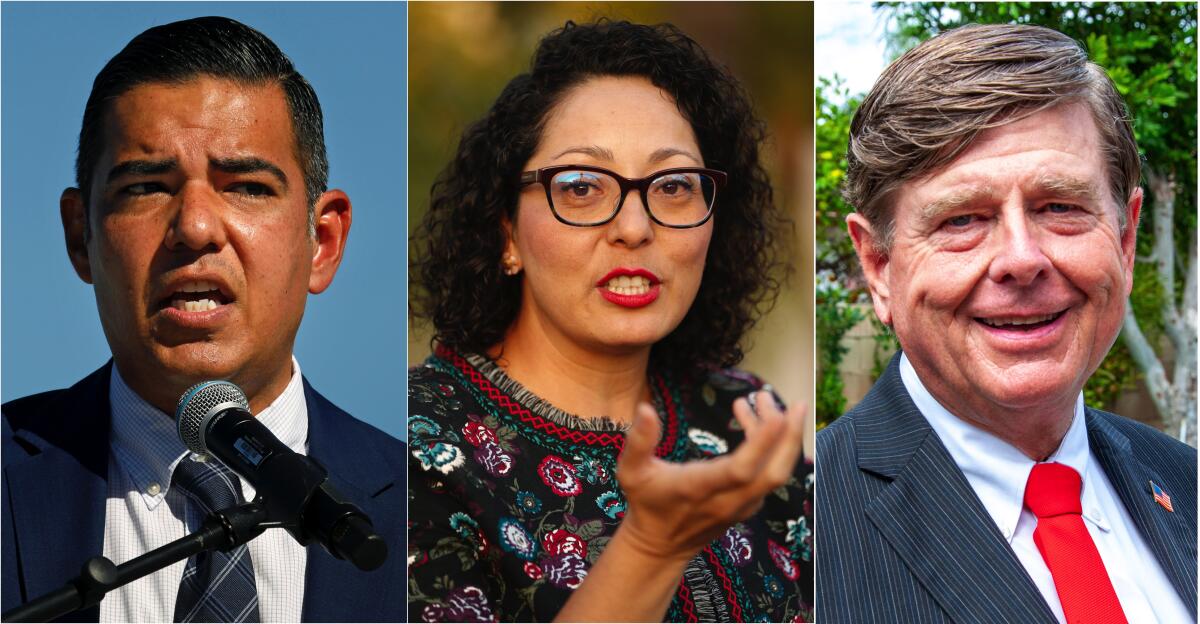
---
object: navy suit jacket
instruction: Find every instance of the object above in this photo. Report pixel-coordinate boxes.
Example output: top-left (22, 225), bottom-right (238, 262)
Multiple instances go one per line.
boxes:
top-left (816, 354), bottom-right (1197, 624)
top-left (1, 364), bottom-right (407, 622)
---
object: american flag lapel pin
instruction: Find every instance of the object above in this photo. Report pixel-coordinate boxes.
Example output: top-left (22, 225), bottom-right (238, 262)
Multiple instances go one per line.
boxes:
top-left (1150, 480), bottom-right (1174, 512)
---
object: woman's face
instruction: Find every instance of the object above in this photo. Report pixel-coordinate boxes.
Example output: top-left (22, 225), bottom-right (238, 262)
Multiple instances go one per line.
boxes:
top-left (507, 75), bottom-right (713, 357)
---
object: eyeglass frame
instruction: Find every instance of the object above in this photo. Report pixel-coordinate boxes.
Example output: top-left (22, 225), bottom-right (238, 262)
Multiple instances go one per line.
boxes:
top-left (518, 164), bottom-right (728, 228)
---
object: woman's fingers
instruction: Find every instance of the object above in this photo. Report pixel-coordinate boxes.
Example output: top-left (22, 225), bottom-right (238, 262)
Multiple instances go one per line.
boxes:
top-left (732, 395), bottom-right (760, 437)
top-left (762, 401), bottom-right (806, 486)
top-left (688, 398), bottom-right (783, 494)
top-left (618, 402), bottom-right (662, 478)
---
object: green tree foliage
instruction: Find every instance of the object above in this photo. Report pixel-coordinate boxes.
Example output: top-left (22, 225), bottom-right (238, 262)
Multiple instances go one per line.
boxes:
top-left (815, 76), bottom-right (861, 283)
top-left (815, 77), bottom-right (866, 428)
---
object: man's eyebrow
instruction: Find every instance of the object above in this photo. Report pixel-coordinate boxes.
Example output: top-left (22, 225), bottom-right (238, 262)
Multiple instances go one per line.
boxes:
top-left (1034, 173), bottom-right (1099, 201)
top-left (551, 145), bottom-right (616, 162)
top-left (920, 186), bottom-right (995, 220)
top-left (105, 158), bottom-right (177, 183)
top-left (211, 157), bottom-right (289, 190)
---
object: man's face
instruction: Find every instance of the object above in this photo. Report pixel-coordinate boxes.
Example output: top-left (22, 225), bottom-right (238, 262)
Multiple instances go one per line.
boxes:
top-left (852, 103), bottom-right (1139, 424)
top-left (65, 77), bottom-right (324, 413)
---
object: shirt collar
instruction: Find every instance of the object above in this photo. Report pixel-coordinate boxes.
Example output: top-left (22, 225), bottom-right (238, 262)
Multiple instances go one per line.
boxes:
top-left (898, 353), bottom-right (1101, 541)
top-left (108, 359), bottom-right (310, 510)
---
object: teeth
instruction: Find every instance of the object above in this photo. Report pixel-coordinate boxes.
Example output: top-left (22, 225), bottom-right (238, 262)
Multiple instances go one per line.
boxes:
top-left (171, 299), bottom-right (219, 312)
top-left (604, 275), bottom-right (651, 296)
top-left (982, 313), bottom-right (1057, 327)
top-left (179, 280), bottom-right (220, 293)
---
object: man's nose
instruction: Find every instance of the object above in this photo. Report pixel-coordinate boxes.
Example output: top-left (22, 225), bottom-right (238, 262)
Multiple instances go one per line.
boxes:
top-left (164, 182), bottom-right (228, 251)
top-left (987, 206), bottom-right (1051, 286)
top-left (605, 189), bottom-right (654, 248)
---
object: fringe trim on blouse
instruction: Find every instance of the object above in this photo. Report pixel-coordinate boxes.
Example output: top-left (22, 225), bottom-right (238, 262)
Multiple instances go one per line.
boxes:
top-left (464, 352), bottom-right (659, 433)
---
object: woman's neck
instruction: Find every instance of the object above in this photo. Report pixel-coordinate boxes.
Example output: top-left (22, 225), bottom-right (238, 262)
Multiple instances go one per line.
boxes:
top-left (491, 313), bottom-right (652, 426)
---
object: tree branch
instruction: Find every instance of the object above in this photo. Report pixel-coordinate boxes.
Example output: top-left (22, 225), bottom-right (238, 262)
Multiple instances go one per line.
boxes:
top-left (1122, 307), bottom-right (1173, 420)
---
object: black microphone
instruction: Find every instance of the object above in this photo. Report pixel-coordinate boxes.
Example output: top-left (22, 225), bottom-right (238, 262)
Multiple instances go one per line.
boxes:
top-left (174, 380), bottom-right (387, 571)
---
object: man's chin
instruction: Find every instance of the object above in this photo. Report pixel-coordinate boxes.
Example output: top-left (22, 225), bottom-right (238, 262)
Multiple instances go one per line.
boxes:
top-left (113, 348), bottom-right (247, 407)
top-left (970, 365), bottom-right (1084, 413)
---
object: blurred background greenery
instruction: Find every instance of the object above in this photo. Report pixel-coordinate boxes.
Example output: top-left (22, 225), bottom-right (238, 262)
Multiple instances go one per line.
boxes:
top-left (409, 2), bottom-right (815, 411)
top-left (816, 2), bottom-right (1197, 443)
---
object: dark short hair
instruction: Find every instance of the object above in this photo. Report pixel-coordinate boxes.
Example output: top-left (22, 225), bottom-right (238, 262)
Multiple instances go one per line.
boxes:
top-left (76, 16), bottom-right (328, 227)
top-left (844, 23), bottom-right (1140, 250)
top-left (411, 19), bottom-right (784, 373)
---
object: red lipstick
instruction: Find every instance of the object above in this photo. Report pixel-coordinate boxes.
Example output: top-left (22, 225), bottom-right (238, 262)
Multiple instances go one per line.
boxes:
top-left (596, 267), bottom-right (661, 309)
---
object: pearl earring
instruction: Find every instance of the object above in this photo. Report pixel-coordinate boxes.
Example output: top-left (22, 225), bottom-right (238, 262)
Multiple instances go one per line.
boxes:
top-left (502, 254), bottom-right (521, 276)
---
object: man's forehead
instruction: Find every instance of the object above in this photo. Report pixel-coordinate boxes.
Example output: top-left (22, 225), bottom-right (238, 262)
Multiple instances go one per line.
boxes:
top-left (94, 77), bottom-right (299, 171)
top-left (897, 104), bottom-right (1111, 214)
top-left (105, 78), bottom-right (286, 133)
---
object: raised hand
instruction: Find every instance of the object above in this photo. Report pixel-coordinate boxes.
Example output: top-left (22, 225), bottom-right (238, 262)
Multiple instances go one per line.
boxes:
top-left (615, 390), bottom-right (808, 561)
top-left (554, 391), bottom-right (807, 622)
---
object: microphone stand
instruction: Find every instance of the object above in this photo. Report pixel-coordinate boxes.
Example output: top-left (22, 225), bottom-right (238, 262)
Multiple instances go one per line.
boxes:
top-left (2, 503), bottom-right (269, 623)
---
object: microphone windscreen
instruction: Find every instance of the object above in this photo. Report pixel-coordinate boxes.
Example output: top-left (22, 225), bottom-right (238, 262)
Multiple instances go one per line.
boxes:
top-left (175, 380), bottom-right (250, 454)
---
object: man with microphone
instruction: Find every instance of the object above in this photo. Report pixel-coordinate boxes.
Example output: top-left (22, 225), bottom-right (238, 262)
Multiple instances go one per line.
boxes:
top-left (1, 16), bottom-right (405, 622)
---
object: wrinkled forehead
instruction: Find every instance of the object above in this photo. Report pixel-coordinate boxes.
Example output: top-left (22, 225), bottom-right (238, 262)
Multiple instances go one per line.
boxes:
top-left (895, 102), bottom-right (1116, 215)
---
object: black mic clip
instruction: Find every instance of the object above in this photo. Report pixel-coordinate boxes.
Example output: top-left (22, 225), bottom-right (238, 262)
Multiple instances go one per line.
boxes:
top-left (237, 447), bottom-right (387, 571)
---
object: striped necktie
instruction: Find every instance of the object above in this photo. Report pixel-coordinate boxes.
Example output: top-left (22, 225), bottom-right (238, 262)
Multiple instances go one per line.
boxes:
top-left (171, 455), bottom-right (262, 623)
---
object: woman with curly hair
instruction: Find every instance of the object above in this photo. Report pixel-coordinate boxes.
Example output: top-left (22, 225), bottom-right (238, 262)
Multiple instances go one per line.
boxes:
top-left (409, 19), bottom-right (812, 622)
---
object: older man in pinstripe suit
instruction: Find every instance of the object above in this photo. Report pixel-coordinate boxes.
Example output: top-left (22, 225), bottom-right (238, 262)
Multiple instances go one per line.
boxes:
top-left (817, 24), bottom-right (1197, 624)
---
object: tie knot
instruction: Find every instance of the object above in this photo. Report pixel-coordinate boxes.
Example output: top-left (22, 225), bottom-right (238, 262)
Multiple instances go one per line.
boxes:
top-left (1024, 462), bottom-right (1082, 518)
top-left (171, 456), bottom-right (245, 515)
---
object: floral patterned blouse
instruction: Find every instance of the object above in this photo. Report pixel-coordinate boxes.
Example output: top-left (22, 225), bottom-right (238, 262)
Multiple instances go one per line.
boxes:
top-left (408, 347), bottom-right (814, 622)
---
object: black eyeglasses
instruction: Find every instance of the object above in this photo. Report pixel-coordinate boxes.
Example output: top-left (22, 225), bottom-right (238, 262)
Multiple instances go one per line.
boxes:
top-left (519, 165), bottom-right (727, 228)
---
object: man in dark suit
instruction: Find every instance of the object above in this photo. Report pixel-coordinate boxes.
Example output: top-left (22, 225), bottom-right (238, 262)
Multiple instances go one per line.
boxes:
top-left (1, 17), bottom-right (405, 622)
top-left (818, 24), bottom-right (1196, 624)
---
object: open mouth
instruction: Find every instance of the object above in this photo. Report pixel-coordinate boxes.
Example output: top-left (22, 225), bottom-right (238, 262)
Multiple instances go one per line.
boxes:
top-left (975, 309), bottom-right (1066, 331)
top-left (603, 274), bottom-right (653, 296)
top-left (161, 280), bottom-right (231, 313)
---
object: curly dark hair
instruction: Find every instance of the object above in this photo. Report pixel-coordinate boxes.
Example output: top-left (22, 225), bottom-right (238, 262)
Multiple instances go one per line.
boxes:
top-left (411, 19), bottom-right (784, 372)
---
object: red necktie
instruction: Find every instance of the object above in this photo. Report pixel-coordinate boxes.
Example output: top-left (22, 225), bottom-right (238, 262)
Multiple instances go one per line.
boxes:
top-left (1024, 462), bottom-right (1128, 624)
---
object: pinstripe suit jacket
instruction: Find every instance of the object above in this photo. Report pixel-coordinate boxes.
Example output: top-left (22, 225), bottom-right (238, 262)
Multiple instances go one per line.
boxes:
top-left (816, 354), bottom-right (1197, 624)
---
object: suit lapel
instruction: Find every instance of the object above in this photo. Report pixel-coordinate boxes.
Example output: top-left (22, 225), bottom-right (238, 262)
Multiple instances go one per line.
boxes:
top-left (857, 358), bottom-right (1056, 624)
top-left (1088, 411), bottom-right (1198, 617)
top-left (300, 380), bottom-right (403, 623)
top-left (4, 365), bottom-right (112, 622)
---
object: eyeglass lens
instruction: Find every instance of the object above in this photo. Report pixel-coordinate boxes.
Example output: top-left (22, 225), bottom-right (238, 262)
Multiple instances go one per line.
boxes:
top-left (548, 170), bottom-right (716, 226)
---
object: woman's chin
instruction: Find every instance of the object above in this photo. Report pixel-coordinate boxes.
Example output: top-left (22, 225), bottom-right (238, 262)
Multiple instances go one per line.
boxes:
top-left (583, 328), bottom-right (669, 356)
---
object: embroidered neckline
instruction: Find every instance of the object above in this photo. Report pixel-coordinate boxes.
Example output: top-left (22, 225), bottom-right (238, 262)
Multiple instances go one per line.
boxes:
top-left (435, 345), bottom-right (682, 453)
top-left (465, 352), bottom-right (631, 432)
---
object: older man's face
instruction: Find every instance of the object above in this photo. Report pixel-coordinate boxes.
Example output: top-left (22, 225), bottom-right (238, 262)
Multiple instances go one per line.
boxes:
top-left (857, 103), bottom-right (1138, 421)
top-left (63, 77), bottom-right (324, 414)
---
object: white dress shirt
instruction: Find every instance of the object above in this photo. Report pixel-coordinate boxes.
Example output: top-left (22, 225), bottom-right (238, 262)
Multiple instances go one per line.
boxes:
top-left (100, 362), bottom-right (309, 623)
top-left (899, 354), bottom-right (1191, 624)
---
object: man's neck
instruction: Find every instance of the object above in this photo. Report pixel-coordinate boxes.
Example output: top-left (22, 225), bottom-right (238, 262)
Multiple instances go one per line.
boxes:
top-left (112, 357), bottom-right (296, 417)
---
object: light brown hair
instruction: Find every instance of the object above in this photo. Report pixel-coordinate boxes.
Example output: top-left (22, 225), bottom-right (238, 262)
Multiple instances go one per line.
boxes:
top-left (844, 23), bottom-right (1140, 250)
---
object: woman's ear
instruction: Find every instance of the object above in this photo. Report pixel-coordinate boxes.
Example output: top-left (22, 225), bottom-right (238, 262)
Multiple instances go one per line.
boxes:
top-left (501, 214), bottom-right (522, 276)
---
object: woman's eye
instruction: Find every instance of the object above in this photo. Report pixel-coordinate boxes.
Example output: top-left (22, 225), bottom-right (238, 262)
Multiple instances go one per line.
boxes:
top-left (653, 175), bottom-right (696, 196)
top-left (562, 181), bottom-right (595, 196)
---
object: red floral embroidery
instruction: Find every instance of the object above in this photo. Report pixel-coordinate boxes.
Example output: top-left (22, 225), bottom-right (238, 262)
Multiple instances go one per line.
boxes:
top-left (523, 561), bottom-right (543, 580)
top-left (542, 529), bottom-right (587, 558)
top-left (462, 421), bottom-right (498, 447)
top-left (768, 539), bottom-right (799, 581)
top-left (538, 455), bottom-right (582, 496)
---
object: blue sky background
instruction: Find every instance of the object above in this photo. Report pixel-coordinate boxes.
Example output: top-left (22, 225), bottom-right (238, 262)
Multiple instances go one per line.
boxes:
top-left (815, 2), bottom-right (888, 97)
top-left (1, 2), bottom-right (407, 441)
